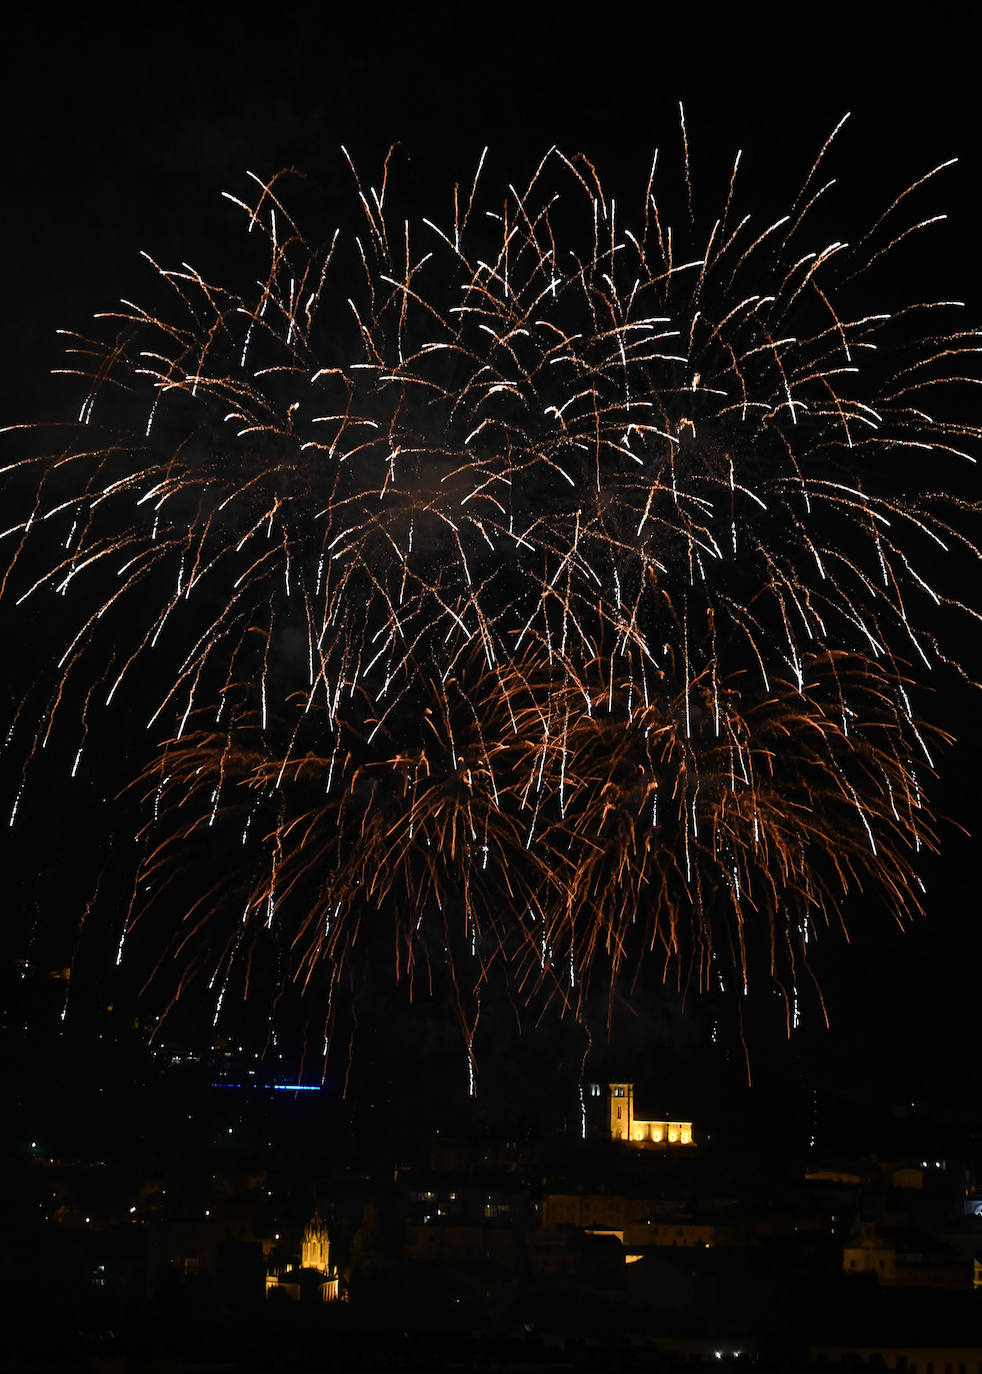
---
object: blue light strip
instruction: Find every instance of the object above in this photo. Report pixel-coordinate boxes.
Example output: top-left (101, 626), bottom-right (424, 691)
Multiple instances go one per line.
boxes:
top-left (209, 1082), bottom-right (322, 1092)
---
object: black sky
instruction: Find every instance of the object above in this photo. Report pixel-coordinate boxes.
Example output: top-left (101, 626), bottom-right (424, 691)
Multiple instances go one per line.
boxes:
top-left (2, 4), bottom-right (980, 1121)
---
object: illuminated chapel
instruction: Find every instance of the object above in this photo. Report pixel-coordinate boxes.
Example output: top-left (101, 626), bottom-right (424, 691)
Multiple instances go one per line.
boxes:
top-left (603, 1082), bottom-right (694, 1147)
top-left (265, 1211), bottom-right (340, 1302)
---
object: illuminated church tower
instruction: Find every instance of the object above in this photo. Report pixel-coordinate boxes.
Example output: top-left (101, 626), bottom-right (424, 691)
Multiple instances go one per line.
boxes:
top-left (301, 1212), bottom-right (333, 1272)
top-left (609, 1082), bottom-right (634, 1141)
top-left (267, 1211), bottom-right (340, 1301)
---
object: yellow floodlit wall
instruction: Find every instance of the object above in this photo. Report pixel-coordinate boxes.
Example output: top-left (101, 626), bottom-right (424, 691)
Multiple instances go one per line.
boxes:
top-left (609, 1083), bottom-right (693, 1147)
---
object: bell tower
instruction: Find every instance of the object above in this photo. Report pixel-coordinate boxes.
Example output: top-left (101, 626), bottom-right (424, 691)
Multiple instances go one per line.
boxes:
top-left (301, 1212), bottom-right (331, 1272)
top-left (609, 1082), bottom-right (633, 1141)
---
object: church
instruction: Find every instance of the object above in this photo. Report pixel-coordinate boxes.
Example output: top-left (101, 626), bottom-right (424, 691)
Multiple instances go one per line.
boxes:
top-left (592, 1082), bottom-right (694, 1147)
top-left (265, 1212), bottom-right (341, 1302)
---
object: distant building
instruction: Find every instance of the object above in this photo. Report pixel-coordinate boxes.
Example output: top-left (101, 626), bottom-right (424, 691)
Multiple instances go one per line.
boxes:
top-left (265, 1212), bottom-right (340, 1302)
top-left (604, 1083), bottom-right (694, 1147)
top-left (843, 1219), bottom-right (969, 1289)
top-left (843, 1219), bottom-right (896, 1281)
top-left (543, 1192), bottom-right (651, 1231)
top-left (145, 1212), bottom-right (263, 1295)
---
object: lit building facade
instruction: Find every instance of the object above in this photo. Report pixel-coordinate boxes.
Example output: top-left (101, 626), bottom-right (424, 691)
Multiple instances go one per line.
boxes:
top-left (607, 1083), bottom-right (693, 1147)
top-left (265, 1212), bottom-right (340, 1301)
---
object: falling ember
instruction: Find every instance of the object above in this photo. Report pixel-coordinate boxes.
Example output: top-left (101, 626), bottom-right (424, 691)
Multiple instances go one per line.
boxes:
top-left (2, 121), bottom-right (980, 1065)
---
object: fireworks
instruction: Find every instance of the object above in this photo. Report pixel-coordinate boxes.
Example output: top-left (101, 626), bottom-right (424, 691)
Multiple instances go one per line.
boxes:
top-left (3, 119), bottom-right (979, 1069)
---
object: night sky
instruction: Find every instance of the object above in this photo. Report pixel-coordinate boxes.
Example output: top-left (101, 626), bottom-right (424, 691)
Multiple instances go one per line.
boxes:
top-left (2, 5), bottom-right (980, 1134)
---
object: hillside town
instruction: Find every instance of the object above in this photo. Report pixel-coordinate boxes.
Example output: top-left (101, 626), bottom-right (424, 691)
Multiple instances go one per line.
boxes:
top-left (9, 1039), bottom-right (982, 1371)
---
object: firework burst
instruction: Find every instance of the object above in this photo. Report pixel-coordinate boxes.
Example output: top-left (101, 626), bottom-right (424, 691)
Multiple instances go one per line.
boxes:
top-left (3, 117), bottom-right (979, 1072)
